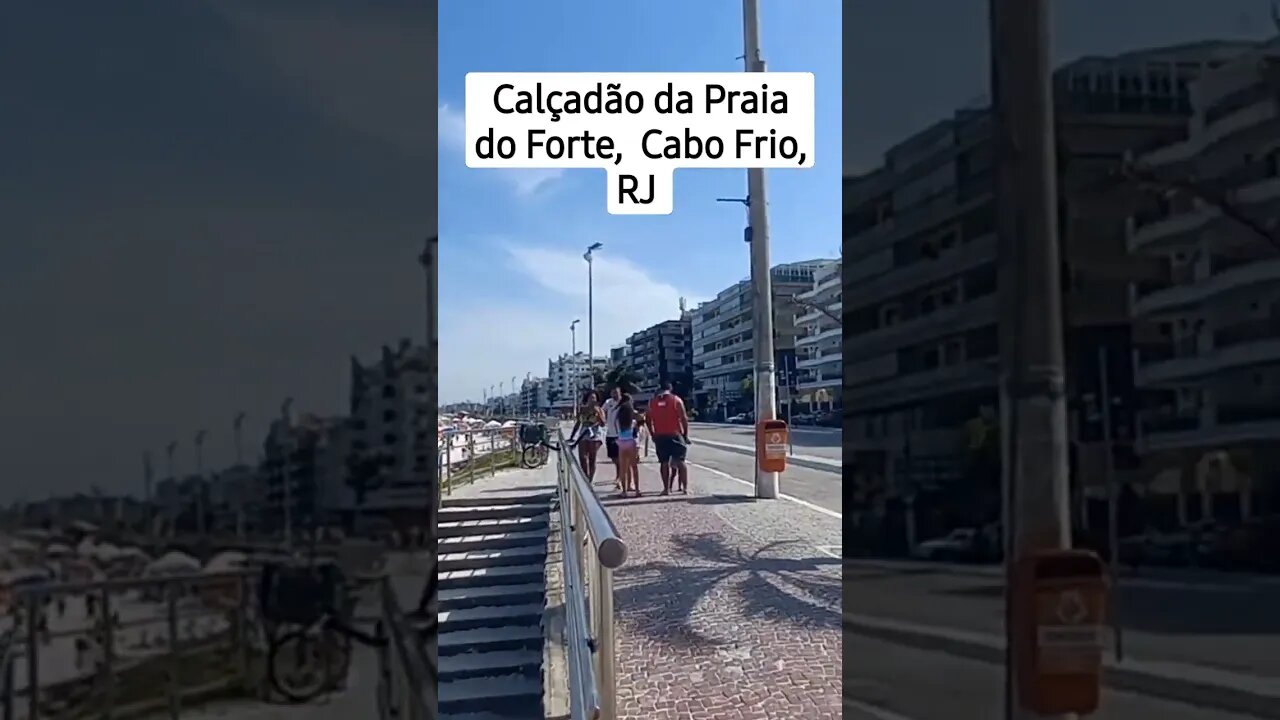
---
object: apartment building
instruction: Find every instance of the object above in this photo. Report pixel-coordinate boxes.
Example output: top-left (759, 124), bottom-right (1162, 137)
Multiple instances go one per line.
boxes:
top-left (627, 317), bottom-right (693, 403)
top-left (691, 260), bottom-right (833, 418)
top-left (547, 352), bottom-right (609, 410)
top-left (519, 376), bottom-right (551, 415)
top-left (843, 42), bottom-right (1252, 536)
top-left (795, 259), bottom-right (842, 410)
top-left (1128, 39), bottom-right (1280, 524)
top-left (610, 345), bottom-right (628, 367)
top-left (259, 413), bottom-right (330, 534)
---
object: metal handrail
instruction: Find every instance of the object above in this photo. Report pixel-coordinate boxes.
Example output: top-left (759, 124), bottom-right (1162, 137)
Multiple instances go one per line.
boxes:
top-left (3, 570), bottom-right (255, 720)
top-left (554, 428), bottom-right (627, 720)
top-left (375, 576), bottom-right (432, 720)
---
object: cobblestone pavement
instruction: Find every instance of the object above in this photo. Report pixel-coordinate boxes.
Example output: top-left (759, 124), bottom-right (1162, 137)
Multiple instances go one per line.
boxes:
top-left (599, 461), bottom-right (842, 720)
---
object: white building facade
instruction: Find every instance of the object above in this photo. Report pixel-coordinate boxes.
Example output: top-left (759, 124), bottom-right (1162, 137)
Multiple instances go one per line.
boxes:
top-left (1129, 40), bottom-right (1280, 522)
top-left (794, 259), bottom-right (842, 410)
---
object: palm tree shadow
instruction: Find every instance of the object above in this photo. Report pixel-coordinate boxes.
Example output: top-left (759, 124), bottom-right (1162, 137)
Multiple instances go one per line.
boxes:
top-left (613, 533), bottom-right (841, 649)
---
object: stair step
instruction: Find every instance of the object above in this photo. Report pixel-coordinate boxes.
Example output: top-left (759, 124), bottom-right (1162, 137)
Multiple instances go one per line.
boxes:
top-left (440, 603), bottom-right (543, 632)
top-left (440, 624), bottom-right (542, 655)
top-left (439, 503), bottom-right (549, 521)
top-left (439, 515), bottom-right (548, 538)
top-left (438, 583), bottom-right (545, 611)
top-left (440, 563), bottom-right (544, 589)
top-left (439, 545), bottom-right (546, 572)
top-left (442, 491), bottom-right (554, 508)
top-left (440, 673), bottom-right (542, 714)
top-left (440, 529), bottom-right (546, 553)
top-left (439, 648), bottom-right (541, 680)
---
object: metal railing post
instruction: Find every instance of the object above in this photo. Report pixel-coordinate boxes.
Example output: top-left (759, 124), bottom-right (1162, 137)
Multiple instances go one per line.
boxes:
top-left (166, 582), bottom-right (180, 720)
top-left (598, 566), bottom-right (617, 720)
top-left (236, 575), bottom-right (250, 688)
top-left (467, 433), bottom-right (476, 485)
top-left (100, 586), bottom-right (116, 717)
top-left (25, 594), bottom-right (39, 720)
top-left (3, 641), bottom-right (13, 720)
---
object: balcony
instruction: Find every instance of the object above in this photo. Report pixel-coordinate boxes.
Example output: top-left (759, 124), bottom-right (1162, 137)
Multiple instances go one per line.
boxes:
top-left (1132, 257), bottom-right (1280, 317)
top-left (844, 358), bottom-right (997, 412)
top-left (1140, 97), bottom-right (1280, 167)
top-left (797, 350), bottom-right (842, 371)
top-left (1135, 323), bottom-right (1280, 386)
top-left (1128, 174), bottom-right (1280, 253)
top-left (796, 325), bottom-right (841, 348)
top-left (845, 294), bottom-right (998, 361)
top-left (797, 372), bottom-right (842, 392)
top-left (845, 233), bottom-right (997, 311)
top-left (1140, 402), bottom-right (1280, 453)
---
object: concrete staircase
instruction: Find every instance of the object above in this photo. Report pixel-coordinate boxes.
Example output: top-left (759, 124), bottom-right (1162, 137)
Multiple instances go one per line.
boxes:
top-left (438, 492), bottom-right (553, 719)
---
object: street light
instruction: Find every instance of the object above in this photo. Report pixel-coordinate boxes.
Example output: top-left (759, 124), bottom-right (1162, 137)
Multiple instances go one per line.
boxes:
top-left (233, 412), bottom-right (246, 465)
top-left (280, 397), bottom-right (294, 550)
top-left (165, 441), bottom-right (178, 539)
top-left (570, 319), bottom-right (581, 415)
top-left (584, 243), bottom-right (603, 379)
top-left (194, 429), bottom-right (207, 537)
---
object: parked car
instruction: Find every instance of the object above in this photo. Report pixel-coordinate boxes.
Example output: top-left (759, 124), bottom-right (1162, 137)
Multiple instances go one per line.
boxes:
top-left (815, 411), bottom-right (841, 427)
top-left (791, 412), bottom-right (816, 425)
top-left (911, 528), bottom-right (980, 561)
top-left (727, 413), bottom-right (751, 424)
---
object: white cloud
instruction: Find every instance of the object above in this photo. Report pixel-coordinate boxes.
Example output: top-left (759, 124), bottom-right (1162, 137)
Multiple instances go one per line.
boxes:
top-left (438, 243), bottom-right (704, 404)
top-left (438, 103), bottom-right (564, 198)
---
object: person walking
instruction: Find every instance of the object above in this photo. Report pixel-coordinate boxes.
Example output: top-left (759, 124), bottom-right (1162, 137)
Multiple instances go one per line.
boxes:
top-left (602, 386), bottom-right (623, 489)
top-left (635, 406), bottom-right (650, 458)
top-left (616, 394), bottom-right (641, 497)
top-left (569, 389), bottom-right (606, 481)
top-left (646, 382), bottom-right (690, 494)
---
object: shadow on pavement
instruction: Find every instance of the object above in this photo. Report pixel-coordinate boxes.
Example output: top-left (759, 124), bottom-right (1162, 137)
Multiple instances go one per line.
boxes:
top-left (614, 533), bottom-right (842, 648)
top-left (598, 494), bottom-right (756, 508)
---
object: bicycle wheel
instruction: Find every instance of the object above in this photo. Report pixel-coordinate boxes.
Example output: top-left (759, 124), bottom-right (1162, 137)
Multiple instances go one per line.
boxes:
top-left (520, 443), bottom-right (547, 469)
top-left (268, 628), bottom-right (339, 703)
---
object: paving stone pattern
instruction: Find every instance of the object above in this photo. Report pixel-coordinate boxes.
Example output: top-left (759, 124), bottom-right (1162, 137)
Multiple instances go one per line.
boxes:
top-left (600, 463), bottom-right (842, 720)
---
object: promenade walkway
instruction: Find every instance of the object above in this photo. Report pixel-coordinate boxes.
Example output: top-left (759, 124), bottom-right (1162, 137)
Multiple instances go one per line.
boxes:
top-left (593, 458), bottom-right (843, 720)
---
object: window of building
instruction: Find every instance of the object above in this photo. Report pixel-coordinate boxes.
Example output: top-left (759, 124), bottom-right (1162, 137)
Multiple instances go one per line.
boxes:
top-left (880, 304), bottom-right (901, 327)
top-left (383, 433), bottom-right (397, 445)
top-left (943, 338), bottom-right (965, 365)
top-left (383, 410), bottom-right (397, 422)
top-left (382, 385), bottom-right (395, 398)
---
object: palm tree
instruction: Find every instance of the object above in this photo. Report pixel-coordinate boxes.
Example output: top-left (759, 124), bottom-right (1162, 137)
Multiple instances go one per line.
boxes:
top-left (593, 364), bottom-right (642, 396)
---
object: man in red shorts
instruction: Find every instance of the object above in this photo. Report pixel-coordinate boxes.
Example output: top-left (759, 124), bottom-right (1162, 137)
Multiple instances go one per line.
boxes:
top-left (645, 382), bottom-right (689, 494)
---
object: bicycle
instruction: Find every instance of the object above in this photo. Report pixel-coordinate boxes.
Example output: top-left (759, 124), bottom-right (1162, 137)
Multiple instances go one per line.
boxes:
top-left (518, 422), bottom-right (554, 468)
top-left (261, 560), bottom-right (387, 703)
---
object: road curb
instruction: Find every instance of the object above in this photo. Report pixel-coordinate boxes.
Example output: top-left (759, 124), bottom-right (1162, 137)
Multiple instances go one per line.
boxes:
top-left (692, 437), bottom-right (841, 471)
top-left (842, 612), bottom-right (1280, 718)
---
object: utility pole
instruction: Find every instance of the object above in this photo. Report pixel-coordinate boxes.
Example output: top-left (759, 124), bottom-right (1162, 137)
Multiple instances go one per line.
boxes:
top-left (142, 451), bottom-right (154, 545)
top-left (742, 0), bottom-right (779, 500)
top-left (571, 319), bottom-right (581, 415)
top-left (280, 398), bottom-right (294, 550)
top-left (585, 243), bottom-right (602, 381)
top-left (165, 441), bottom-right (178, 540)
top-left (194, 429), bottom-right (207, 537)
top-left (233, 412), bottom-right (246, 466)
top-left (990, 0), bottom-right (1072, 717)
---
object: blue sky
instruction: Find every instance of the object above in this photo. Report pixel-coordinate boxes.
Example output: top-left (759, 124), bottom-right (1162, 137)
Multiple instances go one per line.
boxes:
top-left (438, 0), bottom-right (842, 404)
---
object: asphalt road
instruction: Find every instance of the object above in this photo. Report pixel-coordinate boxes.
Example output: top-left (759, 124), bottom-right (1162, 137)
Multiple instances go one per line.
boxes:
top-left (689, 421), bottom-right (841, 462)
top-left (681, 427), bottom-right (843, 514)
top-left (842, 559), bottom-right (1280, 682)
top-left (843, 634), bottom-right (1260, 720)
